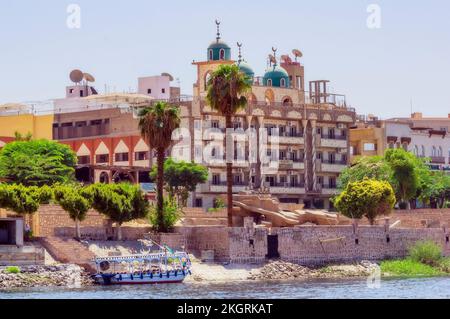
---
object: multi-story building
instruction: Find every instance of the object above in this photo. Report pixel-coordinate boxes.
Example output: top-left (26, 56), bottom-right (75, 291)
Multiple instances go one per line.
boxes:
top-left (350, 112), bottom-right (450, 172)
top-left (180, 22), bottom-right (356, 210)
top-left (0, 22), bottom-right (357, 210)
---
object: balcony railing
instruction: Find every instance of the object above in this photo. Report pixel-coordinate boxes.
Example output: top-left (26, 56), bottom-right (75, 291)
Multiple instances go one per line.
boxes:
top-left (430, 156), bottom-right (446, 164)
top-left (321, 134), bottom-right (347, 140)
top-left (268, 183), bottom-right (305, 188)
top-left (322, 159), bottom-right (348, 165)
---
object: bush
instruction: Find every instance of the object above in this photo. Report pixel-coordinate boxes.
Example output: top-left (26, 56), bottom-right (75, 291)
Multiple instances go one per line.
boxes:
top-left (408, 241), bottom-right (442, 266)
top-left (149, 198), bottom-right (183, 232)
top-left (5, 266), bottom-right (20, 274)
top-left (380, 259), bottom-right (443, 277)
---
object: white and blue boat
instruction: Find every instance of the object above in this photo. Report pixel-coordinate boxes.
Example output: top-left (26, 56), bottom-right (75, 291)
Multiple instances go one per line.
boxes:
top-left (92, 250), bottom-right (192, 285)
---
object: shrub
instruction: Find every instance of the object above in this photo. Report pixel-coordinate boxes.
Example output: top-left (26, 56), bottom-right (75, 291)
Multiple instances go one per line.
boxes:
top-left (148, 198), bottom-right (183, 232)
top-left (380, 259), bottom-right (442, 277)
top-left (408, 240), bottom-right (442, 266)
top-left (5, 266), bottom-right (20, 274)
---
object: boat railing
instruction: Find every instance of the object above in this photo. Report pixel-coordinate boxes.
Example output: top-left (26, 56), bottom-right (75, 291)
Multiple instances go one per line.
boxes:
top-left (93, 251), bottom-right (189, 263)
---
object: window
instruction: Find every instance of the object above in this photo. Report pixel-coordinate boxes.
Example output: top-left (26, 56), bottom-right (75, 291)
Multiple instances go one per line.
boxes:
top-left (296, 76), bottom-right (302, 89)
top-left (328, 128), bottom-right (335, 139)
top-left (432, 146), bottom-right (437, 157)
top-left (77, 156), bottom-right (90, 165)
top-left (363, 143), bottom-right (376, 151)
top-left (69, 88), bottom-right (74, 94)
top-left (75, 121), bottom-right (87, 128)
top-left (90, 119), bottom-right (102, 125)
top-left (161, 88), bottom-right (166, 94)
top-left (388, 142), bottom-right (395, 149)
top-left (421, 146), bottom-right (426, 157)
top-left (280, 78), bottom-right (286, 88)
top-left (147, 89), bottom-right (152, 94)
top-left (96, 154), bottom-right (109, 164)
top-left (438, 146), bottom-right (443, 157)
top-left (414, 145), bottom-right (419, 156)
top-left (211, 120), bottom-right (220, 129)
top-left (61, 122), bottom-right (73, 127)
top-left (115, 152), bottom-right (129, 162)
top-left (316, 127), bottom-right (322, 135)
top-left (195, 198), bottom-right (203, 208)
top-left (135, 151), bottom-right (148, 161)
top-left (267, 79), bottom-right (272, 87)
top-left (212, 174), bottom-right (221, 185)
top-left (209, 49), bottom-right (213, 60)
top-left (219, 49), bottom-right (225, 60)
top-left (79, 90), bottom-right (84, 97)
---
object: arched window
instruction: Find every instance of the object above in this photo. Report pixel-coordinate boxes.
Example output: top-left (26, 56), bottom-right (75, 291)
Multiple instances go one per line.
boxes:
top-left (282, 97), bottom-right (293, 106)
top-left (432, 146), bottom-right (437, 157)
top-left (438, 146), bottom-right (443, 157)
top-left (280, 78), bottom-right (286, 88)
top-left (219, 49), bottom-right (225, 60)
top-left (421, 145), bottom-right (426, 157)
top-left (209, 49), bottom-right (213, 60)
top-left (267, 79), bottom-right (272, 87)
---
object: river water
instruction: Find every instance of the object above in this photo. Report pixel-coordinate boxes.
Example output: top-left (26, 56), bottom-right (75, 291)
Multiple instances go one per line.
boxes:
top-left (1, 277), bottom-right (450, 299)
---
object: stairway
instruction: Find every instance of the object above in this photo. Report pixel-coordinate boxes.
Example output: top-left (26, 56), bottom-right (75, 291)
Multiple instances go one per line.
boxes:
top-left (39, 237), bottom-right (96, 273)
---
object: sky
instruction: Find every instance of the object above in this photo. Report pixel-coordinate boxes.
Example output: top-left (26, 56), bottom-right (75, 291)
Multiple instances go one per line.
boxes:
top-left (0, 0), bottom-right (449, 118)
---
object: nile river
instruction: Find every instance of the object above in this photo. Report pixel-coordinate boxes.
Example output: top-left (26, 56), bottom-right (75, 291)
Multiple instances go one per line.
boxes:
top-left (1, 277), bottom-right (450, 299)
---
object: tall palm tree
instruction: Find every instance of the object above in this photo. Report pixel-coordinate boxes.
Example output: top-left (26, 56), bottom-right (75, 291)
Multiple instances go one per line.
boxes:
top-left (206, 64), bottom-right (251, 227)
top-left (138, 101), bottom-right (180, 232)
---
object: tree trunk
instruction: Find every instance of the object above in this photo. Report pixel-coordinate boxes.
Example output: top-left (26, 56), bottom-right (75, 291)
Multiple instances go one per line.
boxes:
top-left (226, 115), bottom-right (233, 227)
top-left (157, 147), bottom-right (166, 232)
top-left (117, 224), bottom-right (122, 241)
top-left (75, 220), bottom-right (81, 240)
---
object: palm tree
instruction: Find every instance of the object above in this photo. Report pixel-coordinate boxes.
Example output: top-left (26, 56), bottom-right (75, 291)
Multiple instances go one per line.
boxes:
top-left (206, 64), bottom-right (251, 227)
top-left (138, 101), bottom-right (180, 232)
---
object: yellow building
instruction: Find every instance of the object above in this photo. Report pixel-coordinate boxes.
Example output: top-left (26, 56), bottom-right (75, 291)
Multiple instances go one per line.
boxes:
top-left (0, 104), bottom-right (53, 141)
top-left (349, 115), bottom-right (385, 162)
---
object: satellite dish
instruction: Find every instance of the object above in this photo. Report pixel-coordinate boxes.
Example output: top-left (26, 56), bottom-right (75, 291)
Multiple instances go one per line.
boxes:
top-left (161, 72), bottom-right (174, 81)
top-left (292, 49), bottom-right (303, 61)
top-left (83, 73), bottom-right (95, 83)
top-left (281, 55), bottom-right (292, 64)
top-left (70, 69), bottom-right (84, 83)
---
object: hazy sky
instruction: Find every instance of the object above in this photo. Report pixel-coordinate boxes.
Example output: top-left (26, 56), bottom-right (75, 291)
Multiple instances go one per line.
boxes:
top-left (1, 0), bottom-right (449, 118)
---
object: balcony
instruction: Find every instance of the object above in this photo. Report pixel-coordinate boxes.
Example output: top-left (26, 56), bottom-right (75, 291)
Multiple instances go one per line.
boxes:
top-left (269, 183), bottom-right (306, 195)
top-left (318, 134), bottom-right (348, 148)
top-left (319, 184), bottom-right (339, 195)
top-left (430, 156), bottom-right (446, 164)
top-left (269, 132), bottom-right (305, 145)
top-left (276, 158), bottom-right (305, 170)
top-left (208, 182), bottom-right (248, 193)
top-left (53, 123), bottom-right (110, 140)
top-left (320, 159), bottom-right (348, 173)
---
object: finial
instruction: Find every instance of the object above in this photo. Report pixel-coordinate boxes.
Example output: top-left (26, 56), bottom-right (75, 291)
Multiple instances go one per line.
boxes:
top-left (215, 19), bottom-right (221, 42)
top-left (272, 47), bottom-right (278, 66)
top-left (237, 42), bottom-right (242, 64)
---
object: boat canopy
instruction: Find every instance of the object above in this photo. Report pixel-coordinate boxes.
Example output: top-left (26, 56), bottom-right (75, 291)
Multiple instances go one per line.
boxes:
top-left (93, 252), bottom-right (189, 264)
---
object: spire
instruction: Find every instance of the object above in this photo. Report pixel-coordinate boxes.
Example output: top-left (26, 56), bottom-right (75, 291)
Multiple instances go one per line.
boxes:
top-left (237, 42), bottom-right (242, 64)
top-left (215, 19), bottom-right (221, 42)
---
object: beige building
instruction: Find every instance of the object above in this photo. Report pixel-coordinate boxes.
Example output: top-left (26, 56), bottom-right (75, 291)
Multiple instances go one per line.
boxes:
top-left (177, 23), bottom-right (356, 210)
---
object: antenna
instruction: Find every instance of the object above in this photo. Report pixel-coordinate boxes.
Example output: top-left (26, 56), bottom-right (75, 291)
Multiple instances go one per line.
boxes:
top-left (215, 19), bottom-right (221, 42)
top-left (69, 69), bottom-right (83, 84)
top-left (292, 49), bottom-right (303, 62)
top-left (237, 42), bottom-right (242, 63)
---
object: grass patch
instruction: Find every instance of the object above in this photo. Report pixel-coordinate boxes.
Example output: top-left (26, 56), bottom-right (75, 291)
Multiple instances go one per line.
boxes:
top-left (380, 259), bottom-right (444, 277)
top-left (5, 266), bottom-right (21, 274)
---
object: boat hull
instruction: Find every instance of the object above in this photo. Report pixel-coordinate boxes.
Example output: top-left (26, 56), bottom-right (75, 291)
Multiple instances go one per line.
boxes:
top-left (93, 271), bottom-right (190, 285)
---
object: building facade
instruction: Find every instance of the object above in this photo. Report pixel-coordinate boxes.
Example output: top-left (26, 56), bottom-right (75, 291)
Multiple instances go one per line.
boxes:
top-left (179, 23), bottom-right (356, 210)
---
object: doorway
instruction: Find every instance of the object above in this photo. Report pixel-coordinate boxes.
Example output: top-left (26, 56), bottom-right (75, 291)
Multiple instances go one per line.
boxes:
top-left (266, 235), bottom-right (280, 259)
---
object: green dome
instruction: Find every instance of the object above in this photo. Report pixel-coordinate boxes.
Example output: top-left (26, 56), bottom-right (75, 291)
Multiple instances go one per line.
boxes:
top-left (263, 65), bottom-right (290, 87)
top-left (207, 40), bottom-right (231, 61)
top-left (237, 60), bottom-right (255, 81)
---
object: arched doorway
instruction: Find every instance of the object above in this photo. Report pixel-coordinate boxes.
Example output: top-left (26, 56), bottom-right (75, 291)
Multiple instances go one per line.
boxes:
top-left (99, 172), bottom-right (109, 184)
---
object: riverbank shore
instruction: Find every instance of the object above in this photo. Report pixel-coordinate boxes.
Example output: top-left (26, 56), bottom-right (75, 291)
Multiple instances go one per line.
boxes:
top-left (0, 265), bottom-right (93, 290)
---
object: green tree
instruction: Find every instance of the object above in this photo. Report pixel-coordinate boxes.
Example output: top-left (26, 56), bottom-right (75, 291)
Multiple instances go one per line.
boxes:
top-left (0, 184), bottom-right (47, 216)
top-left (333, 179), bottom-right (396, 225)
top-left (148, 197), bottom-right (182, 232)
top-left (138, 102), bottom-right (180, 233)
top-left (384, 148), bottom-right (419, 209)
top-left (0, 140), bottom-right (77, 186)
top-left (338, 156), bottom-right (394, 190)
top-left (54, 184), bottom-right (93, 240)
top-left (206, 64), bottom-right (251, 226)
top-left (150, 158), bottom-right (208, 207)
top-left (87, 183), bottom-right (149, 240)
